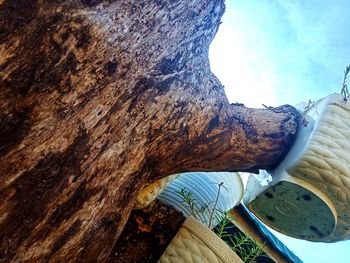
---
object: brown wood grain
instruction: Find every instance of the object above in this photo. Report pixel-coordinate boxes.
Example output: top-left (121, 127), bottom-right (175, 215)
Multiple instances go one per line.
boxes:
top-left (0, 0), bottom-right (300, 261)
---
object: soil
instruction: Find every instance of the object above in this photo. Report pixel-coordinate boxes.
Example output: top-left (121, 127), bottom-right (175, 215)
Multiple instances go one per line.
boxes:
top-left (107, 200), bottom-right (185, 263)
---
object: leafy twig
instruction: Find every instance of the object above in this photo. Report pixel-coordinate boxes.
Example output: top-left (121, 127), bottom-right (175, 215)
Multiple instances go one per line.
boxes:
top-left (208, 182), bottom-right (227, 228)
top-left (178, 182), bottom-right (265, 262)
top-left (301, 99), bottom-right (314, 127)
top-left (179, 187), bottom-right (199, 220)
top-left (214, 210), bottom-right (234, 239)
top-left (341, 64), bottom-right (350, 102)
top-left (229, 233), bottom-right (265, 263)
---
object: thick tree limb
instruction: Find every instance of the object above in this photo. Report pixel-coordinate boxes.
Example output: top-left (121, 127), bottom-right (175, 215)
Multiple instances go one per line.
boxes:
top-left (0, 0), bottom-right (300, 261)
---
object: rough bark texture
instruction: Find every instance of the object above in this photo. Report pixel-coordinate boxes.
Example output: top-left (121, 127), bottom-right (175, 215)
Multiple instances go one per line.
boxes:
top-left (0, 0), bottom-right (300, 262)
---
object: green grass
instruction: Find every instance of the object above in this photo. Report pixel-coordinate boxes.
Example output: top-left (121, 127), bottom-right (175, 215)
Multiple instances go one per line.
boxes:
top-left (178, 183), bottom-right (265, 262)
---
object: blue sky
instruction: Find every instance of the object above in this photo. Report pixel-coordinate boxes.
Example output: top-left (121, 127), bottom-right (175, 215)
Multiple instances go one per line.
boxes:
top-left (209, 1), bottom-right (350, 262)
top-left (210, 0), bottom-right (350, 108)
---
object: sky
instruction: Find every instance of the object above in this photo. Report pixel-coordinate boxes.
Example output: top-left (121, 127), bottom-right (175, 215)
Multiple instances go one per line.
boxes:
top-left (210, 0), bottom-right (350, 108)
top-left (209, 1), bottom-right (350, 262)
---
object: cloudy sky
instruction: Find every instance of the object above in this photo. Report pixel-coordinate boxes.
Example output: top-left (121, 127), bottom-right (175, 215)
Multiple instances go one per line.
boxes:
top-left (210, 0), bottom-right (350, 108)
top-left (209, 0), bottom-right (350, 262)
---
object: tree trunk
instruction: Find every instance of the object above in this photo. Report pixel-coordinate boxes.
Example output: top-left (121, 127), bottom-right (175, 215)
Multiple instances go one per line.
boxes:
top-left (0, 0), bottom-right (300, 262)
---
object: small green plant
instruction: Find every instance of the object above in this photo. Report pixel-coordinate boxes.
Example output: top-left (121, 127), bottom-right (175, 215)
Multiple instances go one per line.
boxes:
top-left (214, 210), bottom-right (234, 239)
top-left (208, 181), bottom-right (228, 228)
top-left (214, 210), bottom-right (265, 263)
top-left (179, 187), bottom-right (201, 220)
top-left (179, 182), bottom-right (229, 228)
top-left (341, 64), bottom-right (350, 101)
top-left (228, 233), bottom-right (265, 263)
top-left (178, 183), bottom-right (265, 263)
top-left (301, 99), bottom-right (314, 127)
top-left (300, 64), bottom-right (350, 127)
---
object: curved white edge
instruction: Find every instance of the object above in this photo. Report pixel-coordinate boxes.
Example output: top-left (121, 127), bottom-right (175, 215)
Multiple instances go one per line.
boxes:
top-left (159, 172), bottom-right (245, 226)
top-left (244, 93), bottom-right (346, 204)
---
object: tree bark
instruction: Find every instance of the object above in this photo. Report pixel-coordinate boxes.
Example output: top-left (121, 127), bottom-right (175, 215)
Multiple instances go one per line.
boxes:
top-left (0, 0), bottom-right (300, 262)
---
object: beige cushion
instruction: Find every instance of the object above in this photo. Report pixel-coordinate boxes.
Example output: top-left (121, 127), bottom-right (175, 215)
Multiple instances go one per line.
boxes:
top-left (245, 94), bottom-right (350, 242)
top-left (134, 174), bottom-right (179, 209)
top-left (159, 217), bottom-right (243, 263)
